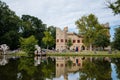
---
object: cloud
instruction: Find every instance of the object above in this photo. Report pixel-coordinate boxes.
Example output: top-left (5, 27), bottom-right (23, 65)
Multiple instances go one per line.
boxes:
top-left (3, 0), bottom-right (120, 38)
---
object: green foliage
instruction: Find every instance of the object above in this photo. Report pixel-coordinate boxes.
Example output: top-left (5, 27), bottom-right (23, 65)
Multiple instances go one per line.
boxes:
top-left (47, 26), bottom-right (56, 48)
top-left (66, 38), bottom-right (73, 50)
top-left (42, 31), bottom-right (55, 49)
top-left (80, 58), bottom-right (111, 80)
top-left (47, 26), bottom-right (56, 39)
top-left (112, 27), bottom-right (120, 50)
top-left (75, 14), bottom-right (110, 51)
top-left (18, 57), bottom-right (37, 76)
top-left (94, 28), bottom-right (110, 50)
top-left (107, 0), bottom-right (120, 15)
top-left (21, 15), bottom-right (47, 47)
top-left (19, 35), bottom-right (38, 55)
top-left (67, 59), bottom-right (73, 68)
top-left (0, 1), bottom-right (21, 50)
top-left (75, 14), bottom-right (100, 50)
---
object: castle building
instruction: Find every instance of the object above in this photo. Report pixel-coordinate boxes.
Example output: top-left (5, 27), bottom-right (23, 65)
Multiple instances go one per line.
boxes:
top-left (56, 23), bottom-right (110, 51)
top-left (56, 27), bottom-right (85, 51)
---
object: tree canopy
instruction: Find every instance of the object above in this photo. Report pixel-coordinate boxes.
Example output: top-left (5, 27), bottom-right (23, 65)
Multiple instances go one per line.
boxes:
top-left (107, 0), bottom-right (120, 15)
top-left (47, 26), bottom-right (56, 48)
top-left (42, 31), bottom-right (55, 49)
top-left (0, 1), bottom-right (21, 50)
top-left (75, 14), bottom-right (100, 51)
top-left (75, 14), bottom-right (110, 51)
top-left (19, 35), bottom-right (38, 55)
top-left (21, 15), bottom-right (47, 47)
top-left (112, 27), bottom-right (120, 50)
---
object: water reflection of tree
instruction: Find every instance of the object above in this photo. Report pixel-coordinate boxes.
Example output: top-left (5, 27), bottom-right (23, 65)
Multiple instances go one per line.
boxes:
top-left (80, 57), bottom-right (111, 80)
top-left (0, 58), bottom-right (19, 80)
top-left (67, 59), bottom-right (73, 68)
top-left (18, 57), bottom-right (55, 80)
top-left (112, 58), bottom-right (120, 79)
top-left (18, 57), bottom-right (37, 80)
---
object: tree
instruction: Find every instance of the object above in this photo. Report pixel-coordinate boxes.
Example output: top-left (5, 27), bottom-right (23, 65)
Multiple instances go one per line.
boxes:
top-left (93, 26), bottom-right (110, 50)
top-left (0, 1), bottom-right (21, 50)
top-left (66, 38), bottom-right (73, 50)
top-left (47, 26), bottom-right (56, 48)
top-left (112, 27), bottom-right (120, 50)
top-left (75, 14), bottom-right (100, 51)
top-left (19, 35), bottom-right (38, 56)
top-left (80, 57), bottom-right (111, 80)
top-left (94, 33), bottom-right (110, 50)
top-left (42, 31), bottom-right (55, 49)
top-left (107, 0), bottom-right (120, 15)
top-left (21, 15), bottom-right (47, 47)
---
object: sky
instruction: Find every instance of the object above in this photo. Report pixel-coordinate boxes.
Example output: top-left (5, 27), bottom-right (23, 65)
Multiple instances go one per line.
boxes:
top-left (3, 0), bottom-right (120, 41)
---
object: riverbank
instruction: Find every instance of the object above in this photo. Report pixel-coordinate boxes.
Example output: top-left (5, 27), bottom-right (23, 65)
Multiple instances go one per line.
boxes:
top-left (9, 50), bottom-right (120, 58)
top-left (47, 51), bottom-right (120, 58)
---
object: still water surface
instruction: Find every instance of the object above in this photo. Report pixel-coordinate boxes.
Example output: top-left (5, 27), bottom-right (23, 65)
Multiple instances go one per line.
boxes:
top-left (0, 55), bottom-right (120, 80)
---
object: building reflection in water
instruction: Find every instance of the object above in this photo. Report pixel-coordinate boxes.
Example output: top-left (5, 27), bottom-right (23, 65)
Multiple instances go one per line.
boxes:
top-left (34, 56), bottom-right (83, 80)
top-left (55, 56), bottom-right (83, 80)
top-left (0, 55), bottom-right (119, 80)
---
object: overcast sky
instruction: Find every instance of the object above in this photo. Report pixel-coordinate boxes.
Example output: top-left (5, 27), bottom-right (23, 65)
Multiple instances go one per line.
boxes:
top-left (3, 0), bottom-right (120, 40)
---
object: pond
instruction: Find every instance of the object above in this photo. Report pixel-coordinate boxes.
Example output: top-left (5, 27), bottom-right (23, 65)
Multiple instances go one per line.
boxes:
top-left (0, 55), bottom-right (120, 80)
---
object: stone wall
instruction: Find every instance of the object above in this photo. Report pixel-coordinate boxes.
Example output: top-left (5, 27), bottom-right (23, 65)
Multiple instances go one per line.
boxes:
top-left (56, 27), bottom-right (85, 51)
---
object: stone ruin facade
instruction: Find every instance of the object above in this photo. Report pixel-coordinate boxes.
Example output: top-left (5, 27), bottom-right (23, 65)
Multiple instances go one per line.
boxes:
top-left (56, 23), bottom-right (110, 51)
top-left (56, 27), bottom-right (85, 52)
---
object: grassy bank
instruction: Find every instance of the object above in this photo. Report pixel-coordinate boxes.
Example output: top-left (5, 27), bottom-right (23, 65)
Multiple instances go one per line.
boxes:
top-left (9, 50), bottom-right (120, 58)
top-left (11, 51), bottom-right (28, 56)
top-left (47, 51), bottom-right (120, 58)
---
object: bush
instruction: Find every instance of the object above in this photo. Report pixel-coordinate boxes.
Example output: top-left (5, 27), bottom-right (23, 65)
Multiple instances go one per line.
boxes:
top-left (19, 35), bottom-right (38, 56)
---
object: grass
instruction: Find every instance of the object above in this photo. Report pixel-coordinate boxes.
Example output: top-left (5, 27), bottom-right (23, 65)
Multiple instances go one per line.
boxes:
top-left (11, 51), bottom-right (28, 56)
top-left (47, 51), bottom-right (120, 58)
top-left (9, 50), bottom-right (120, 58)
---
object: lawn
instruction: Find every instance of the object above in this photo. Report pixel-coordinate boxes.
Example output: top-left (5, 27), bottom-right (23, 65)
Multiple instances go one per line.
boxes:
top-left (47, 51), bottom-right (120, 58)
top-left (9, 50), bottom-right (120, 58)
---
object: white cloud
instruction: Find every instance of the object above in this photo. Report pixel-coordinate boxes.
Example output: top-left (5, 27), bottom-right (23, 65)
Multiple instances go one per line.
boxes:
top-left (3, 0), bottom-right (120, 39)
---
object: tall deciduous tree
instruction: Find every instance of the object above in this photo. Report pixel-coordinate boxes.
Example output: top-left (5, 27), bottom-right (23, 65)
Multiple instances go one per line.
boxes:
top-left (47, 26), bottom-right (56, 48)
top-left (0, 1), bottom-right (21, 50)
top-left (112, 27), bottom-right (120, 50)
top-left (93, 24), bottom-right (110, 50)
top-left (94, 31), bottom-right (110, 50)
top-left (21, 15), bottom-right (47, 47)
top-left (42, 31), bottom-right (54, 49)
top-left (75, 14), bottom-right (100, 51)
